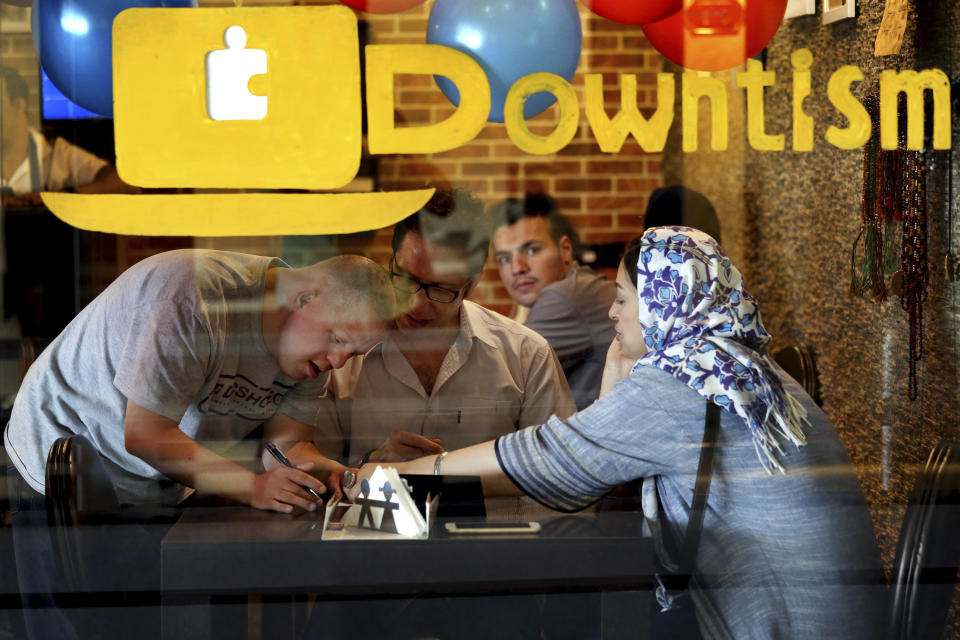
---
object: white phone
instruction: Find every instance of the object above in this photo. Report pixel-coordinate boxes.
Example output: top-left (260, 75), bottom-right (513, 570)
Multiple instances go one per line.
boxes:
top-left (444, 521), bottom-right (541, 535)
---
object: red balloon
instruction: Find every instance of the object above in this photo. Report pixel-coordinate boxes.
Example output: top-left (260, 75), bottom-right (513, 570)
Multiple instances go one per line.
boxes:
top-left (642, 0), bottom-right (787, 71)
top-left (581, 0), bottom-right (682, 25)
top-left (337, 0), bottom-right (427, 13)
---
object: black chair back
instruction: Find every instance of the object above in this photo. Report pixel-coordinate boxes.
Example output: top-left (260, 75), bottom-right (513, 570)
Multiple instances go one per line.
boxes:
top-left (772, 344), bottom-right (821, 406)
top-left (889, 440), bottom-right (960, 640)
top-left (46, 435), bottom-right (121, 527)
top-left (45, 435), bottom-right (121, 590)
top-left (40, 435), bottom-right (175, 640)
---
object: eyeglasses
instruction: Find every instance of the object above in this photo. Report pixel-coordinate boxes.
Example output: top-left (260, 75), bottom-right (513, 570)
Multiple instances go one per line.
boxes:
top-left (389, 257), bottom-right (467, 304)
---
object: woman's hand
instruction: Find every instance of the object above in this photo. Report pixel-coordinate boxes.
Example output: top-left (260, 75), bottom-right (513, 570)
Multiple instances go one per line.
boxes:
top-left (345, 442), bottom-right (522, 501)
top-left (344, 463), bottom-right (378, 502)
top-left (321, 461), bottom-right (359, 505)
top-left (600, 339), bottom-right (638, 397)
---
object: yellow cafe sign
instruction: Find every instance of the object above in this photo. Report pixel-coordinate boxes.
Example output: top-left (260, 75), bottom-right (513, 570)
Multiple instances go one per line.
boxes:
top-left (41, 5), bottom-right (952, 237)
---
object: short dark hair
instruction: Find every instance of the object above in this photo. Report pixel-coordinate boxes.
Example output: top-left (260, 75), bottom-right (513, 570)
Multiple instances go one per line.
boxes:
top-left (488, 192), bottom-right (581, 254)
top-left (0, 66), bottom-right (28, 104)
top-left (642, 185), bottom-right (721, 244)
top-left (391, 187), bottom-right (490, 279)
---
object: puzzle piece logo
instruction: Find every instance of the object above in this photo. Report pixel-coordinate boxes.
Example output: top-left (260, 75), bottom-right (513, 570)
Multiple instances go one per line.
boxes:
top-left (206, 26), bottom-right (268, 121)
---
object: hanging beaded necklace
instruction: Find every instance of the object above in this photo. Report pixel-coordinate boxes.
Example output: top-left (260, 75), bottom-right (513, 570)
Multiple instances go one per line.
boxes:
top-left (855, 91), bottom-right (932, 400)
top-left (853, 95), bottom-right (902, 301)
top-left (899, 149), bottom-right (930, 400)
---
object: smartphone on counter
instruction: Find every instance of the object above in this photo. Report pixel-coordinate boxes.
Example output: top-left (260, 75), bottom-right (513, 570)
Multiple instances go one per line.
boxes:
top-left (444, 521), bottom-right (541, 535)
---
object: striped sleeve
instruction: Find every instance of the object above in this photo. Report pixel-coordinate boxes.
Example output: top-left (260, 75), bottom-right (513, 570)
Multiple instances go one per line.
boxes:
top-left (494, 368), bottom-right (708, 512)
top-left (495, 417), bottom-right (616, 512)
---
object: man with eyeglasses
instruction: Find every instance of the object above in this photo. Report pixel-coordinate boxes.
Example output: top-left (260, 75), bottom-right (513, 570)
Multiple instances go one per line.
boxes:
top-left (313, 188), bottom-right (575, 467)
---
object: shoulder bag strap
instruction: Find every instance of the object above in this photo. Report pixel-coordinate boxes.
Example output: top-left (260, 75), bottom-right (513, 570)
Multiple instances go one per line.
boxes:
top-left (677, 400), bottom-right (721, 578)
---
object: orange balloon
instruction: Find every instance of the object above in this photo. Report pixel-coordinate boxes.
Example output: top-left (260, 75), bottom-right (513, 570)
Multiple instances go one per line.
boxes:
top-left (641, 0), bottom-right (787, 71)
top-left (338, 0), bottom-right (427, 13)
top-left (580, 0), bottom-right (682, 25)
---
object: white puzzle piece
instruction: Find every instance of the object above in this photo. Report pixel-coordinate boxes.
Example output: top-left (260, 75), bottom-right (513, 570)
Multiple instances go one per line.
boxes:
top-left (205, 25), bottom-right (268, 121)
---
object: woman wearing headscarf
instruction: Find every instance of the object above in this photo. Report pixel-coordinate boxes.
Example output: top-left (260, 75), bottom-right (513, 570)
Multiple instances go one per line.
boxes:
top-left (356, 227), bottom-right (884, 639)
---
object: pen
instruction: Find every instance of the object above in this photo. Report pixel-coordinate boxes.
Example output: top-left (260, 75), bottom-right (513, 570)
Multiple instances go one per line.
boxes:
top-left (263, 440), bottom-right (324, 501)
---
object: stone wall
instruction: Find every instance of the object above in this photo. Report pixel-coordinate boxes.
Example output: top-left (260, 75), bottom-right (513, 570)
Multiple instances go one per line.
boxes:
top-left (665, 1), bottom-right (960, 573)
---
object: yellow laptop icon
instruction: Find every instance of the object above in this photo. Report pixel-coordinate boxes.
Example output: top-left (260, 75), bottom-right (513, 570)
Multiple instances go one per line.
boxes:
top-left (43, 5), bottom-right (433, 236)
top-left (115, 6), bottom-right (360, 190)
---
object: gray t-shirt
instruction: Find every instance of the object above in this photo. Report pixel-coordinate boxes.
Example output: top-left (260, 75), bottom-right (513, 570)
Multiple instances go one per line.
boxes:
top-left (524, 264), bottom-right (615, 411)
top-left (4, 249), bottom-right (322, 505)
top-left (495, 365), bottom-right (884, 640)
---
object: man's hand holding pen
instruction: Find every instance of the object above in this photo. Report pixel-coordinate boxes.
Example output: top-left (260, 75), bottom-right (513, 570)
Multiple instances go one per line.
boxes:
top-left (259, 440), bottom-right (358, 513)
top-left (251, 461), bottom-right (327, 513)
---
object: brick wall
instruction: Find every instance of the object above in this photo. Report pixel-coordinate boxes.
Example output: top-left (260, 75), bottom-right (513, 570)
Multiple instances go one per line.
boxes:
top-left (0, 16), bottom-right (40, 129)
top-left (354, 1), bottom-right (664, 315)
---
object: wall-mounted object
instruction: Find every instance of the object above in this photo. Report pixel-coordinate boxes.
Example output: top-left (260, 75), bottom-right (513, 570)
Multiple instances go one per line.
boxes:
top-left (822, 0), bottom-right (855, 24)
top-left (874, 0), bottom-right (907, 56)
top-left (785, 0), bottom-right (815, 19)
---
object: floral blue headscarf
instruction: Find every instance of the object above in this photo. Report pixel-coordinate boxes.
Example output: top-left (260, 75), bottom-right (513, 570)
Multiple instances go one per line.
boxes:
top-left (632, 226), bottom-right (808, 472)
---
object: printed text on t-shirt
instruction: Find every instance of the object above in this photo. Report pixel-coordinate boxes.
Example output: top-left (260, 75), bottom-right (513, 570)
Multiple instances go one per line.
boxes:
top-left (197, 374), bottom-right (293, 421)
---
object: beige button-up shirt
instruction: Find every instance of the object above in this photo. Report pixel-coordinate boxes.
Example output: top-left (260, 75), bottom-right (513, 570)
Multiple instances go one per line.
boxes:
top-left (311, 301), bottom-right (576, 464)
top-left (2, 128), bottom-right (107, 195)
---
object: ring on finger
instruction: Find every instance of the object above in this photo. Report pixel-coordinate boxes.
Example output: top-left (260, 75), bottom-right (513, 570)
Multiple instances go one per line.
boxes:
top-left (342, 469), bottom-right (357, 490)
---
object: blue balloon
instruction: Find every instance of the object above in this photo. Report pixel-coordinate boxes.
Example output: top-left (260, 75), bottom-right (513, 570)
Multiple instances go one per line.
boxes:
top-left (427, 0), bottom-right (582, 123)
top-left (33, 0), bottom-right (197, 117)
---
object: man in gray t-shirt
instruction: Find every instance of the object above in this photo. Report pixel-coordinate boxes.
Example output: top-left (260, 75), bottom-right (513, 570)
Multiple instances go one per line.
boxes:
top-left (490, 193), bottom-right (616, 410)
top-left (4, 249), bottom-right (393, 509)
